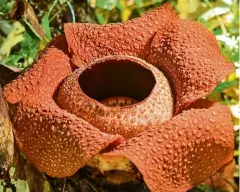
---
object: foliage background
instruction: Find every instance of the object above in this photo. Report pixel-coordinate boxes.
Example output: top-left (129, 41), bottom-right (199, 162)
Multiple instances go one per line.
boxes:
top-left (0, 0), bottom-right (239, 191)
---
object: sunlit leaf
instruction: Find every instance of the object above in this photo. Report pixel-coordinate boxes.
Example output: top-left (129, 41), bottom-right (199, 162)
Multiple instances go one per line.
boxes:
top-left (5, 167), bottom-right (30, 192)
top-left (220, 0), bottom-right (234, 5)
top-left (0, 21), bottom-right (25, 58)
top-left (12, 179), bottom-right (30, 192)
top-left (177, 0), bottom-right (200, 18)
top-left (2, 28), bottom-right (39, 68)
top-left (121, 8), bottom-right (132, 21)
top-left (199, 6), bottom-right (230, 21)
top-left (216, 35), bottom-right (238, 49)
top-left (95, 8), bottom-right (110, 24)
top-left (231, 104), bottom-right (240, 119)
top-left (222, 12), bottom-right (234, 26)
top-left (213, 80), bottom-right (238, 92)
top-left (207, 91), bottom-right (222, 102)
top-left (96, 0), bottom-right (117, 10)
top-left (2, 54), bottom-right (24, 67)
top-left (118, 0), bottom-right (133, 21)
top-left (96, 11), bottom-right (105, 24)
top-left (234, 125), bottom-right (239, 131)
top-left (227, 72), bottom-right (238, 81)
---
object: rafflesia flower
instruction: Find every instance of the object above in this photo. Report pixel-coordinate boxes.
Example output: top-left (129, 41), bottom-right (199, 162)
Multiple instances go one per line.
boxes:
top-left (3, 3), bottom-right (235, 192)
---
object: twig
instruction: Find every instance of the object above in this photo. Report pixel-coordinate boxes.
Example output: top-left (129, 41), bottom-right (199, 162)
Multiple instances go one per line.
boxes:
top-left (50, 4), bottom-right (68, 22)
top-left (67, 1), bottom-right (75, 23)
top-left (210, 176), bottom-right (216, 192)
top-left (62, 177), bottom-right (66, 192)
top-left (142, 182), bottom-right (149, 192)
top-left (87, 179), bottom-right (98, 192)
top-left (221, 175), bottom-right (238, 190)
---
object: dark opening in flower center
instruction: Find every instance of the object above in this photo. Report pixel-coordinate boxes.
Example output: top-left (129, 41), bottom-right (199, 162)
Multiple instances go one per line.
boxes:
top-left (79, 57), bottom-right (156, 107)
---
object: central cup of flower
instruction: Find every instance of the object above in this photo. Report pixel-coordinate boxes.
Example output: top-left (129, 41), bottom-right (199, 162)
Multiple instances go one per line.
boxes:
top-left (79, 57), bottom-right (156, 107)
top-left (57, 55), bottom-right (174, 138)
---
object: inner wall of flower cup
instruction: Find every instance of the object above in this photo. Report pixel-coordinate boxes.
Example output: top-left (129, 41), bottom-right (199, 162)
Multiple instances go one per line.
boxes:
top-left (79, 58), bottom-right (156, 107)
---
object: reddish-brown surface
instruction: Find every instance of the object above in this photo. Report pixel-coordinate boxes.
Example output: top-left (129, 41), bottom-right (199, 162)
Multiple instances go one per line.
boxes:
top-left (64, 3), bottom-right (178, 67)
top-left (106, 100), bottom-right (234, 191)
top-left (3, 36), bottom-right (123, 177)
top-left (57, 55), bottom-right (174, 139)
top-left (3, 3), bottom-right (235, 192)
top-left (148, 20), bottom-right (234, 113)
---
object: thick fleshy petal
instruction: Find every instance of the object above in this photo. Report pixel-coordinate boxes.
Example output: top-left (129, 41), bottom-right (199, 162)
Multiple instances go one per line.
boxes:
top-left (14, 95), bottom-right (122, 177)
top-left (103, 100), bottom-right (234, 192)
top-left (57, 55), bottom-right (174, 139)
top-left (3, 36), bottom-right (123, 177)
top-left (148, 20), bottom-right (235, 113)
top-left (204, 160), bottom-right (237, 192)
top-left (3, 35), bottom-right (71, 104)
top-left (64, 3), bottom-right (178, 66)
top-left (2, 4), bottom-right (235, 186)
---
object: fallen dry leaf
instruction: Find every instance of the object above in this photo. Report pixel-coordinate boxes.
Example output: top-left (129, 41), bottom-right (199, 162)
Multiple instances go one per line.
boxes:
top-left (10, 0), bottom-right (46, 41)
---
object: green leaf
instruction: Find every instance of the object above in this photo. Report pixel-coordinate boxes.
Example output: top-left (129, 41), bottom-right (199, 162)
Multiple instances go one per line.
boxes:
top-left (0, 168), bottom-right (30, 192)
top-left (0, 183), bottom-right (3, 192)
top-left (9, 168), bottom-right (30, 192)
top-left (0, 21), bottom-right (25, 58)
top-left (231, 50), bottom-right (239, 62)
top-left (40, 0), bottom-right (58, 41)
top-left (23, 18), bottom-right (44, 41)
top-left (0, 0), bottom-right (14, 16)
top-left (213, 80), bottom-right (238, 92)
top-left (221, 99), bottom-right (238, 105)
top-left (41, 13), bottom-right (52, 40)
top-left (0, 21), bottom-right (13, 35)
top-left (134, 0), bottom-right (144, 7)
top-left (2, 28), bottom-right (39, 68)
top-left (96, 0), bottom-right (117, 10)
top-left (12, 179), bottom-right (30, 192)
top-left (96, 12), bottom-right (105, 24)
top-left (2, 54), bottom-right (24, 66)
